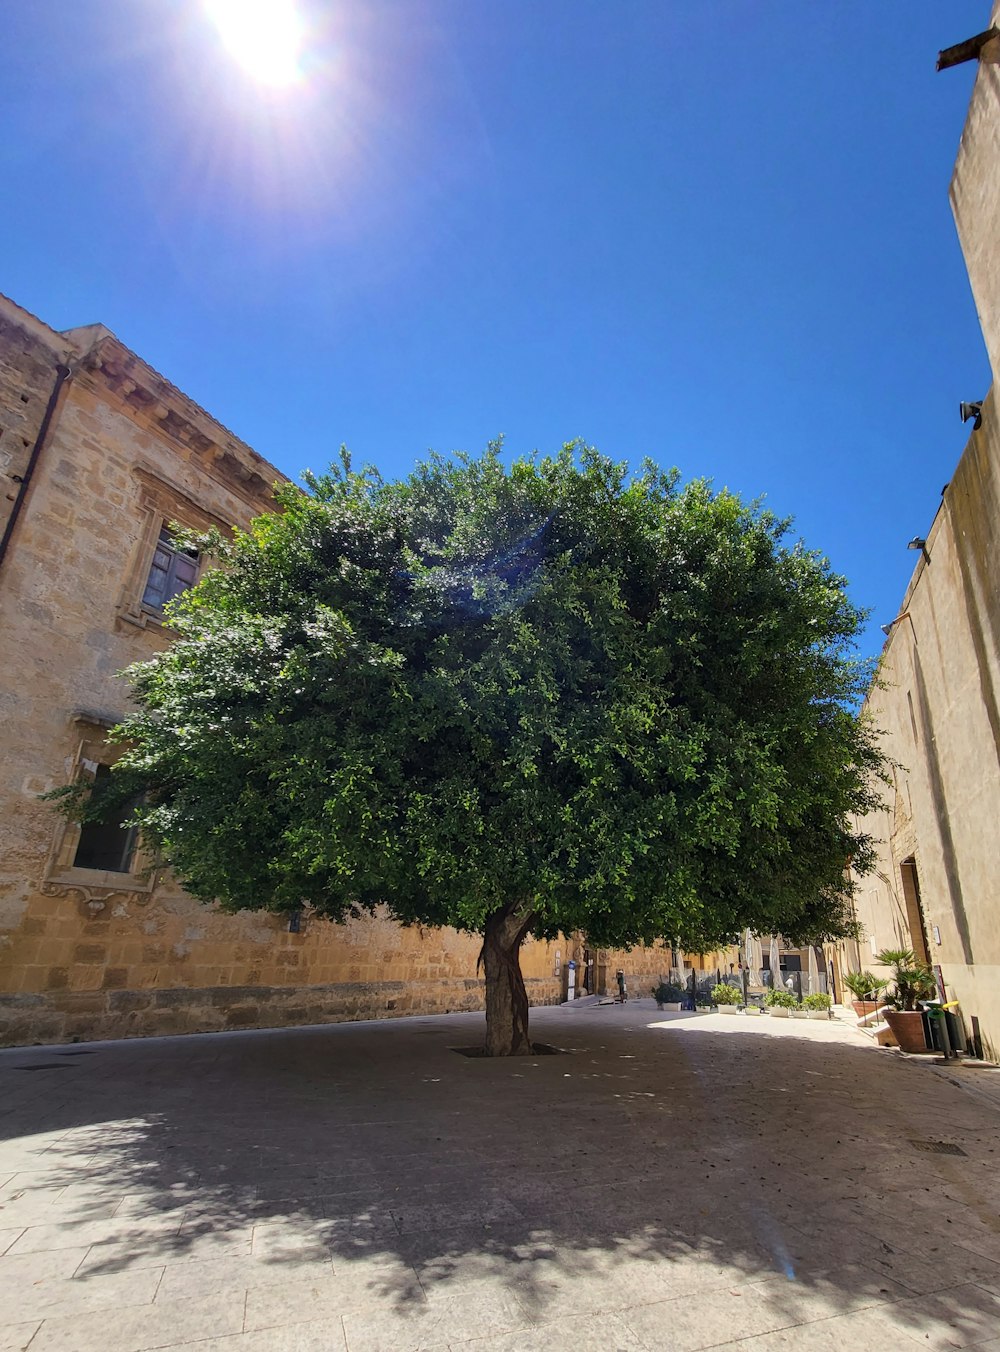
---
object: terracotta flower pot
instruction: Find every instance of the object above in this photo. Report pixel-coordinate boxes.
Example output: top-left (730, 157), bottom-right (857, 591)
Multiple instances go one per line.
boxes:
top-left (884, 1009), bottom-right (929, 1053)
top-left (852, 1000), bottom-right (881, 1018)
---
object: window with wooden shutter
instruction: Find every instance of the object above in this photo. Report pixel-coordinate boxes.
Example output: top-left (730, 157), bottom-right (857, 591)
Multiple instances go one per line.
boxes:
top-left (141, 527), bottom-right (199, 610)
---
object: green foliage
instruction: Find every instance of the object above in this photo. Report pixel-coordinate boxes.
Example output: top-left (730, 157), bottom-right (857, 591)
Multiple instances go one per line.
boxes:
top-left (77, 443), bottom-right (885, 950)
top-left (764, 986), bottom-right (797, 1008)
top-left (803, 991), bottom-right (832, 1010)
top-left (652, 981), bottom-right (684, 1003)
top-left (875, 949), bottom-right (937, 1012)
top-left (842, 969), bottom-right (888, 1001)
top-left (712, 982), bottom-right (742, 1005)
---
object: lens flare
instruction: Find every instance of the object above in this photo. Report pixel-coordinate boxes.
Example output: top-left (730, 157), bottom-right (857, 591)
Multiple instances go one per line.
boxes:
top-left (205, 0), bottom-right (305, 87)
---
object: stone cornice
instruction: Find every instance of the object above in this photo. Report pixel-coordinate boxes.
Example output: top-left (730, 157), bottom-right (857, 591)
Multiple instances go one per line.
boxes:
top-left (131, 465), bottom-right (236, 534)
top-left (76, 334), bottom-right (289, 513)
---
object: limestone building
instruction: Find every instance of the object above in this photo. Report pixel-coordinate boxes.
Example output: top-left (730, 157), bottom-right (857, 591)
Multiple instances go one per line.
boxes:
top-left (839, 8), bottom-right (1000, 1059)
top-left (0, 295), bottom-right (669, 1044)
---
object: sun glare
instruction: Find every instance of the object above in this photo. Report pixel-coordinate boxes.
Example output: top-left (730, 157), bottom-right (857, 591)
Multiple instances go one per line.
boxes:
top-left (205, 0), bottom-right (305, 87)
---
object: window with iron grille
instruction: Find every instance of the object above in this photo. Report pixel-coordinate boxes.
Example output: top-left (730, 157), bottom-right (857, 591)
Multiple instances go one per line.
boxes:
top-left (141, 527), bottom-right (199, 610)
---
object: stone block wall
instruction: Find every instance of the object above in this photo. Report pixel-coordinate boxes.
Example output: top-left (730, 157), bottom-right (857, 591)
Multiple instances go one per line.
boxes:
top-left (0, 305), bottom-right (75, 546)
top-left (0, 891), bottom-right (562, 1045)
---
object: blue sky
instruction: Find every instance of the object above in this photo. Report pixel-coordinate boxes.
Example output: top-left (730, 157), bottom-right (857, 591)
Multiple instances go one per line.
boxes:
top-left (1, 2), bottom-right (992, 658)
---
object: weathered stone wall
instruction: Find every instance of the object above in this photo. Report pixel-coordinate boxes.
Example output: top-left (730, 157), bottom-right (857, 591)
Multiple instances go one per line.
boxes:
top-left (846, 389), bottom-right (1000, 1060)
top-left (551, 936), bottom-right (676, 1001)
top-left (0, 893), bottom-right (562, 1045)
top-left (0, 303), bottom-right (75, 546)
top-left (950, 3), bottom-right (1000, 385)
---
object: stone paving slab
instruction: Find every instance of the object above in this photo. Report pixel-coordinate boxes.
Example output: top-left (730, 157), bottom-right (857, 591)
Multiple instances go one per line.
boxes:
top-left (162, 1327), bottom-right (346, 1352)
top-left (2, 1003), bottom-right (1000, 1350)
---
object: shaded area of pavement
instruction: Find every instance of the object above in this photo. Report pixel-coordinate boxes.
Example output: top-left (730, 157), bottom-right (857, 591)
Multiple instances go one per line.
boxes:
top-left (2, 1001), bottom-right (1000, 1351)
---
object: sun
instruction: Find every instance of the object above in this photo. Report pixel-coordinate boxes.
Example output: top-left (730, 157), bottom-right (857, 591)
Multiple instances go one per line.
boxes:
top-left (205, 0), bottom-right (305, 88)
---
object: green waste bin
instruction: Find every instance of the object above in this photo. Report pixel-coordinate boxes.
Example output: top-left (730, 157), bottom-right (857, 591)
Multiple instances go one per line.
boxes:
top-left (921, 1002), bottom-right (965, 1056)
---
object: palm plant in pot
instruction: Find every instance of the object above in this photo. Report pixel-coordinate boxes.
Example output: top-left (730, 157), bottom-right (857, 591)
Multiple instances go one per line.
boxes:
top-left (842, 969), bottom-right (889, 1018)
top-left (875, 948), bottom-right (937, 1052)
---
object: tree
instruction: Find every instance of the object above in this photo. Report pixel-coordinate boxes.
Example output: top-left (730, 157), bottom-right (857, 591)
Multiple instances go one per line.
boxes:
top-left (73, 445), bottom-right (884, 1054)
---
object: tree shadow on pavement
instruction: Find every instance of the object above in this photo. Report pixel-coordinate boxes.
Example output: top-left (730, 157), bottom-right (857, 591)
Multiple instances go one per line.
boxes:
top-left (2, 1007), bottom-right (1000, 1346)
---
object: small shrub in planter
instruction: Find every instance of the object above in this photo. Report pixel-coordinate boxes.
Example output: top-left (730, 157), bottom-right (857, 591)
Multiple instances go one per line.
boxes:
top-left (803, 992), bottom-right (832, 1019)
top-left (764, 987), bottom-right (796, 1018)
top-left (712, 982), bottom-right (742, 1012)
top-left (803, 991), bottom-right (831, 1008)
top-left (652, 981), bottom-right (684, 1010)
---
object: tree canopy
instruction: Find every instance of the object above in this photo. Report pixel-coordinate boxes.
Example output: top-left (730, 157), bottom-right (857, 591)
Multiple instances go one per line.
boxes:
top-left (75, 444), bottom-right (883, 1052)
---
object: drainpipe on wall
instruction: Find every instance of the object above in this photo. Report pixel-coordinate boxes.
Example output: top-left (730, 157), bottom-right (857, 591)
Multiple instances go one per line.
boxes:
top-left (0, 361), bottom-right (73, 579)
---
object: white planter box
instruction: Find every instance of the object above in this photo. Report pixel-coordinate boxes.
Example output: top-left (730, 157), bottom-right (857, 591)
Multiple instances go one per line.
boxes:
top-left (789, 1009), bottom-right (809, 1019)
top-left (717, 1004), bottom-right (742, 1014)
top-left (663, 1002), bottom-right (682, 1012)
top-left (807, 1010), bottom-right (829, 1020)
top-left (744, 1006), bottom-right (761, 1015)
top-left (768, 1006), bottom-right (789, 1018)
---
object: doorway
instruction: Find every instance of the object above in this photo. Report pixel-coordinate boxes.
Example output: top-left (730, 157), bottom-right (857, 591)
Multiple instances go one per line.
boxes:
top-left (900, 857), bottom-right (931, 965)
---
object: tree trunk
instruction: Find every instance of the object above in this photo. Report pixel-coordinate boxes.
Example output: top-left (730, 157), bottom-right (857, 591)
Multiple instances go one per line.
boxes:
top-left (481, 903), bottom-right (536, 1056)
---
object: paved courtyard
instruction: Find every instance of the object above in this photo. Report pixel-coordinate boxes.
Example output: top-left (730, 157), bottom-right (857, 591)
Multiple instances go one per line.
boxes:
top-left (2, 1001), bottom-right (1000, 1352)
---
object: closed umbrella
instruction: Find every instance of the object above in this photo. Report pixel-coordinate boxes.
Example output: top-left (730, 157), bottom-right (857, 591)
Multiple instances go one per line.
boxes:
top-left (768, 935), bottom-right (781, 990)
top-left (740, 930), bottom-right (752, 999)
top-left (807, 944), bottom-right (820, 995)
top-left (750, 934), bottom-right (764, 987)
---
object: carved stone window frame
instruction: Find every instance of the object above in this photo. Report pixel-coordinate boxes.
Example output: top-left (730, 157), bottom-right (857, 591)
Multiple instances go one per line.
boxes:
top-left (42, 714), bottom-right (160, 900)
top-left (116, 466), bottom-right (231, 632)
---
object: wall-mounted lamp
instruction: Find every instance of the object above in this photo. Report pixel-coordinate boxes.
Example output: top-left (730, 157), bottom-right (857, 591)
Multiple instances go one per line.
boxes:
top-left (907, 536), bottom-right (930, 563)
top-left (880, 610), bottom-right (913, 641)
top-left (959, 400), bottom-right (983, 430)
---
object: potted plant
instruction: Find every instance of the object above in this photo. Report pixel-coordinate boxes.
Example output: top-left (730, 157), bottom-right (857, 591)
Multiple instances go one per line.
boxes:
top-left (711, 982), bottom-right (742, 1014)
top-left (842, 969), bottom-right (889, 1017)
top-left (764, 987), bottom-right (797, 1018)
top-left (652, 981), bottom-right (684, 1012)
top-left (875, 948), bottom-right (937, 1053)
top-left (803, 991), bottom-right (832, 1020)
